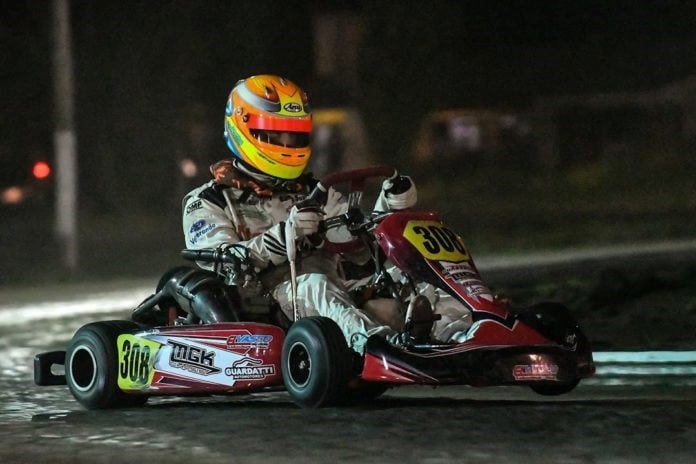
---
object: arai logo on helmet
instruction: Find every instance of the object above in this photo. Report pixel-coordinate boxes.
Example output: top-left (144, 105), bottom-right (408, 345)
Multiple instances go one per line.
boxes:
top-left (283, 102), bottom-right (303, 113)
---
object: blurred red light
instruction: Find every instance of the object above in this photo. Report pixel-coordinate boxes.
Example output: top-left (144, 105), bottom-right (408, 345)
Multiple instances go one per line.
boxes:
top-left (32, 161), bottom-right (51, 180)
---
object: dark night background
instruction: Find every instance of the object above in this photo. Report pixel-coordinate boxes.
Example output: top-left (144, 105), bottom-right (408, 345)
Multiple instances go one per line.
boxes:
top-left (2, 0), bottom-right (696, 283)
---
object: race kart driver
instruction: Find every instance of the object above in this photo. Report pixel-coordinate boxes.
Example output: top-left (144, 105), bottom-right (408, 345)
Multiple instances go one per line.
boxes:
top-left (182, 74), bottom-right (471, 353)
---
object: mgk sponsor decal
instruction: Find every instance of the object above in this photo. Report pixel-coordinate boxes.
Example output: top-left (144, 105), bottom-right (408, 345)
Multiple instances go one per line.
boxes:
top-left (168, 340), bottom-right (221, 376)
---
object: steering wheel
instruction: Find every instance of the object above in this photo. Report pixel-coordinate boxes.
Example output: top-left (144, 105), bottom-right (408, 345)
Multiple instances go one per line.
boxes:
top-left (306, 166), bottom-right (397, 253)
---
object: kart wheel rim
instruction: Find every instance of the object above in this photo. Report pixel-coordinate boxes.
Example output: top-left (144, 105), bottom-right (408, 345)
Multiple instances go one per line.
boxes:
top-left (287, 341), bottom-right (311, 387)
top-left (70, 344), bottom-right (98, 392)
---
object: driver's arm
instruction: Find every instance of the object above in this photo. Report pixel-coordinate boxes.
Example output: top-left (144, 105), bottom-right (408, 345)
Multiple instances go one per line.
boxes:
top-left (373, 174), bottom-right (418, 212)
top-left (322, 174), bottom-right (417, 244)
top-left (183, 193), bottom-right (292, 269)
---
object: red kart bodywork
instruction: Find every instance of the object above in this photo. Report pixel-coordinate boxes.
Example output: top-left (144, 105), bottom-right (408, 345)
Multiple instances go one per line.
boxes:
top-left (360, 211), bottom-right (594, 386)
top-left (116, 323), bottom-right (285, 395)
top-left (375, 211), bottom-right (509, 320)
top-left (360, 325), bottom-right (594, 386)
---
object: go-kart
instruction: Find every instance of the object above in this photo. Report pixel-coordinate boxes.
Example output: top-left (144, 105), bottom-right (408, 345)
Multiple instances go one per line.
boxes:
top-left (34, 166), bottom-right (595, 409)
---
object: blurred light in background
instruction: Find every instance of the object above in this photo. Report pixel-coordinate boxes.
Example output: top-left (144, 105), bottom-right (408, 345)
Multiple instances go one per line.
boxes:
top-left (179, 158), bottom-right (198, 178)
top-left (1, 161), bottom-right (53, 205)
top-left (1, 186), bottom-right (25, 205)
top-left (32, 161), bottom-right (52, 180)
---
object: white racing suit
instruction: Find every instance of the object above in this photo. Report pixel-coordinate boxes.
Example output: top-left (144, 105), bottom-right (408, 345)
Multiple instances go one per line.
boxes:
top-left (182, 169), bottom-right (471, 352)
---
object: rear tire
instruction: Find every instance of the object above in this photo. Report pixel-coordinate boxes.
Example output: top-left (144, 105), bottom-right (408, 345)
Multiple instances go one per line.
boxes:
top-left (281, 317), bottom-right (352, 408)
top-left (65, 320), bottom-right (148, 409)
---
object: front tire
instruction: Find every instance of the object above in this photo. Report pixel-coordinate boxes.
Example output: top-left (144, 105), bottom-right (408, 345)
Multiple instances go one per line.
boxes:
top-left (516, 303), bottom-right (591, 396)
top-left (531, 379), bottom-right (580, 396)
top-left (65, 320), bottom-right (148, 409)
top-left (281, 317), bottom-right (352, 408)
top-left (516, 302), bottom-right (582, 349)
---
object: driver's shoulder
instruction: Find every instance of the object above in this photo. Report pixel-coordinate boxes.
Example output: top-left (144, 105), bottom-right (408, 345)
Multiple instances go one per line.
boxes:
top-left (184, 180), bottom-right (244, 211)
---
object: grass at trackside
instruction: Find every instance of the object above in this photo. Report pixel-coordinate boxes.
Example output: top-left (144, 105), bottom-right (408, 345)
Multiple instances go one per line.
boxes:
top-left (416, 154), bottom-right (696, 255)
top-left (493, 263), bottom-right (696, 350)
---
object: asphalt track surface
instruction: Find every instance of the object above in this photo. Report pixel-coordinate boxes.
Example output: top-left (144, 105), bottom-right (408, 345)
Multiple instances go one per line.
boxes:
top-left (2, 242), bottom-right (696, 464)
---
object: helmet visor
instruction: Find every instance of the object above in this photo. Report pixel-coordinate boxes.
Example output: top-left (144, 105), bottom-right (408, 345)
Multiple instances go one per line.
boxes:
top-left (250, 129), bottom-right (310, 148)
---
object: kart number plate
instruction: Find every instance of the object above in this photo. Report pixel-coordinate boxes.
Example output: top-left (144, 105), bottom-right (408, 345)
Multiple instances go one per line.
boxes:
top-left (403, 220), bottom-right (469, 262)
top-left (117, 334), bottom-right (160, 390)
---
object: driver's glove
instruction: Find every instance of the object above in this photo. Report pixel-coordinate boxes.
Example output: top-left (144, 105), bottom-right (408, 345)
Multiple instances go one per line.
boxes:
top-left (323, 187), bottom-right (346, 218)
top-left (287, 205), bottom-right (323, 238)
top-left (382, 174), bottom-right (417, 210)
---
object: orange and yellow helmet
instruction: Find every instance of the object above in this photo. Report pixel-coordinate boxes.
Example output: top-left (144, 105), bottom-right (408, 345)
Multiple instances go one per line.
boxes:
top-left (224, 75), bottom-right (312, 180)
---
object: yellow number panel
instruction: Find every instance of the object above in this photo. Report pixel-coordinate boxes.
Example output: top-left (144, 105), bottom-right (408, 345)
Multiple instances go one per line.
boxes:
top-left (403, 220), bottom-right (470, 262)
top-left (117, 334), bottom-right (160, 390)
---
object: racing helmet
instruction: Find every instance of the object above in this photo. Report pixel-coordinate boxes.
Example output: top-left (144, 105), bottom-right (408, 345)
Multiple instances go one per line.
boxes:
top-left (224, 75), bottom-right (312, 180)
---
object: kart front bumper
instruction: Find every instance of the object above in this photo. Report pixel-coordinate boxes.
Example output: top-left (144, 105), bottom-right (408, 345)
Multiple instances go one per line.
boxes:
top-left (360, 336), bottom-right (595, 387)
